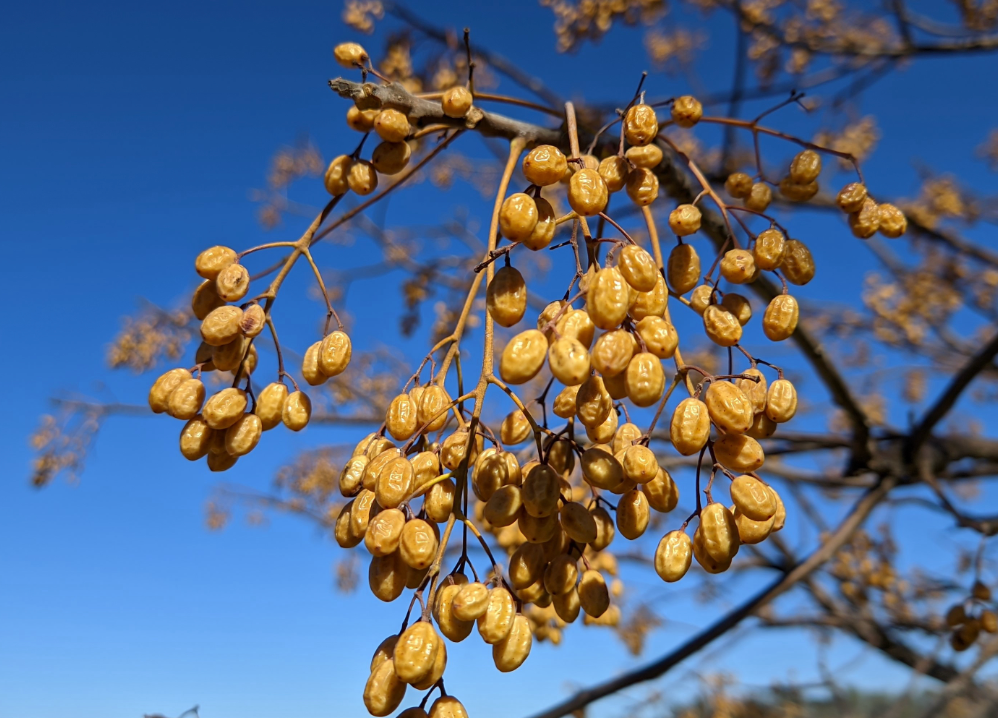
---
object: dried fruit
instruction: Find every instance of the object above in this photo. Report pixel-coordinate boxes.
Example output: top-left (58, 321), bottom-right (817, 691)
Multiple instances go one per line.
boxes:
top-left (282, 390), bottom-right (312, 431)
top-left (699, 502), bottom-right (740, 564)
top-left (719, 249), bottom-right (756, 284)
top-left (725, 172), bottom-right (753, 199)
top-left (499, 193), bottom-right (539, 242)
top-left (201, 305), bottom-right (243, 346)
top-left (334, 42), bottom-right (368, 68)
top-left (766, 379), bottom-right (798, 423)
top-left (487, 265), bottom-right (527, 327)
top-left (548, 337), bottom-right (591, 386)
top-left (655, 531), bottom-right (693, 582)
top-left (878, 203), bottom-right (907, 238)
top-left (369, 550), bottom-right (409, 603)
top-left (202, 387), bottom-right (247, 429)
top-left (366, 508), bottom-right (406, 556)
top-left (670, 398), bottom-right (710, 455)
top-left (591, 329), bottom-right (636, 377)
top-left (849, 197), bottom-right (881, 239)
top-left (668, 204), bottom-right (701, 236)
top-left (441, 85), bottom-right (473, 118)
top-left (623, 104), bottom-right (658, 146)
top-left (617, 489), bottom-right (650, 539)
top-left (478, 587), bottom-right (515, 644)
top-left (625, 352), bottom-right (666, 407)
top-left (399, 519), bottom-right (438, 569)
top-left (324, 155), bottom-right (352, 195)
top-left (635, 316), bottom-right (678, 359)
top-left (705, 381), bottom-right (753, 433)
top-left (363, 657), bottom-right (407, 717)
top-left (215, 263), bottom-right (249, 302)
top-left (625, 167), bottom-right (659, 206)
top-left (744, 182), bottom-right (772, 212)
top-left (617, 245), bottom-right (658, 292)
top-left (781, 240), bottom-right (815, 285)
top-left (837, 182), bottom-right (868, 213)
top-left (714, 433), bottom-right (765, 472)
top-left (224, 413), bottom-right (261, 456)
top-left (452, 582), bottom-right (490, 621)
top-left (730, 475), bottom-right (776, 521)
top-left (347, 159), bottom-right (378, 195)
top-left (667, 243), bottom-right (700, 294)
top-left (150, 368), bottom-right (192, 414)
top-left (179, 417), bottom-right (212, 461)
top-left (753, 228), bottom-right (786, 271)
top-left (500, 329), bottom-right (548, 385)
top-left (195, 246), bottom-right (237, 280)
top-left (671, 95), bottom-right (702, 127)
top-left (493, 613), bottom-right (532, 672)
top-left (703, 304), bottom-right (742, 347)
top-left (762, 295), bottom-right (799, 341)
top-left (523, 145), bottom-right (568, 187)
top-left (568, 168), bottom-right (609, 216)
top-left (371, 141), bottom-right (411, 175)
top-left (374, 109), bottom-right (410, 143)
top-left (578, 569), bottom-right (610, 617)
top-left (417, 385), bottom-right (451, 433)
top-left (789, 150), bottom-right (821, 184)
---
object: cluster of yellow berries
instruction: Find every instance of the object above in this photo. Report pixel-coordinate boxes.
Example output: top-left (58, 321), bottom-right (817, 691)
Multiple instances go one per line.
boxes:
top-left (143, 42), bottom-right (921, 716)
top-left (946, 581), bottom-right (998, 652)
top-left (149, 244), bottom-right (350, 471)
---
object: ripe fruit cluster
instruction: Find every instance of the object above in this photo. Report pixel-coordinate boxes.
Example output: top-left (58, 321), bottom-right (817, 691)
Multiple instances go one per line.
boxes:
top-left (945, 581), bottom-right (998, 652)
top-left (145, 42), bottom-right (922, 715)
top-left (149, 243), bottom-right (351, 471)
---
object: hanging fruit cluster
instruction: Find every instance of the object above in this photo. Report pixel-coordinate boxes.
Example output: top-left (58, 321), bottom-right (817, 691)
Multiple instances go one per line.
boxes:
top-left (147, 39), bottom-right (911, 718)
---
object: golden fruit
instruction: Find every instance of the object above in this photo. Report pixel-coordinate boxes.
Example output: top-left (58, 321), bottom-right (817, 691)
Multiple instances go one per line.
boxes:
top-left (617, 489), bottom-right (650, 540)
top-left (350, 489), bottom-right (378, 538)
top-left (487, 265), bottom-right (527, 327)
top-left (617, 246), bottom-right (658, 293)
top-left (720, 249), bottom-right (756, 284)
top-left (753, 228), bottom-right (786, 271)
top-left (587, 267), bottom-right (630, 329)
top-left (499, 329), bottom-right (547, 385)
top-left (301, 341), bottom-right (326, 386)
top-left (363, 657), bottom-right (407, 717)
top-left (744, 182), bottom-right (772, 212)
top-left (195, 245), bottom-right (237, 280)
top-left (434, 582), bottom-right (475, 642)
top-left (561, 502), bottom-right (598, 543)
top-left (636, 316), bottom-right (678, 359)
top-left (568, 168), bottom-right (609, 216)
top-left (369, 550), bottom-right (409, 602)
top-left (346, 105), bottom-right (378, 132)
top-left (522, 197), bottom-right (557, 250)
top-left (423, 479), bottom-right (455, 523)
top-left (441, 85), bottom-right (473, 118)
top-left (548, 337), bottom-right (591, 386)
top-left (499, 409), bottom-right (531, 446)
top-left (736, 368), bottom-right (768, 413)
top-left (282, 390), bottom-right (311, 431)
top-left (366, 508), bottom-right (406, 556)
top-left (667, 243), bottom-right (700, 294)
top-left (339, 455), bottom-right (368, 497)
top-left (521, 464), bottom-right (561, 518)
top-left (376, 457), bottom-right (414, 509)
top-left (725, 172), bottom-right (753, 199)
top-left (625, 352), bottom-right (665, 407)
top-left (714, 433), bottom-right (765, 472)
top-left (746, 411), bottom-right (777, 439)
top-left (705, 381), bottom-right (753, 434)
top-left (668, 205), bottom-right (701, 236)
top-left (699, 502), bottom-right (740, 564)
top-left (779, 175), bottom-right (818, 202)
top-left (451, 581), bottom-right (490, 622)
top-left (836, 182), bottom-right (868, 213)
top-left (671, 95), bottom-right (702, 127)
top-left (334, 41), bottom-right (368, 67)
top-left (849, 197), bottom-right (881, 239)
top-left (522, 145), bottom-right (568, 187)
top-left (439, 430), bottom-right (481, 471)
top-left (386, 393), bottom-right (418, 441)
top-left (499, 193), bottom-right (539, 242)
top-left (622, 444), bottom-right (658, 483)
top-left (730, 475), bottom-right (776, 521)
top-left (179, 417), bottom-right (213, 461)
top-left (215, 263), bottom-right (249, 302)
top-left (211, 337), bottom-right (247, 373)
top-left (371, 140), bottom-right (411, 175)
top-left (878, 203), bottom-right (907, 238)
top-left (201, 305), bottom-right (243, 346)
top-left (392, 621), bottom-right (443, 683)
top-left (324, 155), bottom-right (352, 196)
top-left (781, 240), bottom-right (815, 285)
top-left (769, 486), bottom-right (786, 532)
top-left (763, 295), bottom-right (799, 341)
top-left (733, 507), bottom-right (775, 545)
top-left (721, 293), bottom-right (752, 325)
top-left (319, 331), bottom-right (352, 377)
top-left (556, 308), bottom-right (595, 348)
top-left (643, 468), bottom-right (679, 513)
top-left (428, 695), bottom-right (468, 718)
top-left (623, 104), bottom-right (658, 146)
top-left (670, 398), bottom-right (710, 456)
top-left (224, 413), bottom-right (261, 456)
top-left (578, 569), bottom-right (610, 618)
top-left (585, 408), bottom-right (618, 445)
top-left (613, 422), bottom-right (643, 455)
top-left (765, 379), bottom-right (798, 423)
top-left (591, 505), bottom-right (615, 551)
top-left (789, 150), bottom-right (821, 184)
top-left (417, 385), bottom-right (454, 433)
top-left (654, 530), bottom-right (693, 582)
top-left (689, 284), bottom-right (713, 315)
top-left (575, 375), bottom-right (612, 428)
top-left (374, 108), bottom-right (409, 143)
top-left (191, 280), bottom-right (224, 321)
top-left (150, 368), bottom-right (192, 414)
top-left (478, 587), bottom-right (516, 644)
top-left (347, 159), bottom-right (378, 195)
top-left (399, 519), bottom-right (438, 570)
top-left (581, 447), bottom-right (622, 490)
top-left (625, 143), bottom-right (663, 169)
top-left (591, 329), bottom-right (636, 377)
top-left (703, 304), bottom-right (742, 347)
top-left (598, 155), bottom-right (630, 192)
top-left (628, 274), bottom-right (668, 320)
top-left (543, 554), bottom-right (579, 596)
top-left (492, 613), bottom-right (532, 672)
top-left (203, 387), bottom-right (248, 430)
top-left (625, 167), bottom-right (659, 206)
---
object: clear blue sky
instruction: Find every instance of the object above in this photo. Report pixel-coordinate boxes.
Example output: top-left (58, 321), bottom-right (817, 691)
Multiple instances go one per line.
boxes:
top-left (2, 2), bottom-right (998, 717)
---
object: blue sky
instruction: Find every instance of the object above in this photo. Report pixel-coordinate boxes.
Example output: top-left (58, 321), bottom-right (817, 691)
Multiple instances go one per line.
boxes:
top-left (3, 2), bottom-right (998, 717)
